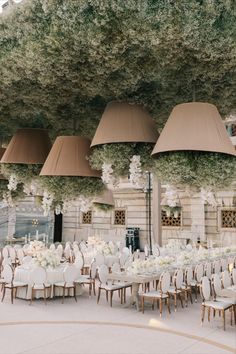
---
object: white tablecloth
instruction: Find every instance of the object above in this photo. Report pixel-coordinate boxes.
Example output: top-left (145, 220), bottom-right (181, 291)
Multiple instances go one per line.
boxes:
top-left (14, 264), bottom-right (82, 300)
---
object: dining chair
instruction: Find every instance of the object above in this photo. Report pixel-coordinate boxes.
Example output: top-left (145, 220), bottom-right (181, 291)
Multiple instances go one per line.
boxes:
top-left (213, 260), bottom-right (221, 274)
top-left (75, 260), bottom-right (97, 296)
top-left (16, 248), bottom-right (25, 265)
top-left (97, 264), bottom-right (125, 307)
top-left (181, 266), bottom-right (193, 307)
top-left (200, 276), bottom-right (233, 330)
top-left (1, 264), bottom-right (28, 304)
top-left (29, 266), bottom-right (52, 305)
top-left (54, 265), bottom-right (79, 303)
top-left (222, 270), bottom-right (232, 290)
top-left (204, 262), bottom-right (212, 279)
top-left (221, 259), bottom-right (228, 272)
top-left (193, 263), bottom-right (204, 301)
top-left (232, 268), bottom-right (236, 286)
top-left (168, 269), bottom-right (184, 311)
top-left (140, 271), bottom-right (171, 317)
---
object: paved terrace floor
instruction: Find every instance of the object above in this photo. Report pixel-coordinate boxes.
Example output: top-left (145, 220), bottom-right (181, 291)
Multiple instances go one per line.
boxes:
top-left (0, 284), bottom-right (235, 354)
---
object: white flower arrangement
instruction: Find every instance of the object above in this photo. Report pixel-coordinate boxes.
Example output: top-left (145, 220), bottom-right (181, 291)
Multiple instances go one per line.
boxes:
top-left (101, 162), bottom-right (114, 185)
top-left (200, 188), bottom-right (217, 207)
top-left (177, 251), bottom-right (193, 265)
top-left (27, 240), bottom-right (46, 256)
top-left (155, 256), bottom-right (175, 268)
top-left (34, 249), bottom-right (60, 269)
top-left (78, 196), bottom-right (92, 213)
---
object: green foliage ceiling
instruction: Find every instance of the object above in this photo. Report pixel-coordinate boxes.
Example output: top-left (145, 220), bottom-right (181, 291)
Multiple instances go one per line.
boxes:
top-left (0, 0), bottom-right (235, 140)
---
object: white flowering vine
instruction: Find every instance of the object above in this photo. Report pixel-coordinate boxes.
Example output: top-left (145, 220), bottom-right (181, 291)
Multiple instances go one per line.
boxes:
top-left (42, 190), bottom-right (54, 216)
top-left (101, 162), bottom-right (114, 185)
top-left (7, 174), bottom-right (18, 191)
top-left (129, 155), bottom-right (146, 188)
top-left (2, 191), bottom-right (14, 207)
top-left (78, 196), bottom-right (92, 213)
top-left (164, 185), bottom-right (180, 207)
top-left (200, 188), bottom-right (217, 207)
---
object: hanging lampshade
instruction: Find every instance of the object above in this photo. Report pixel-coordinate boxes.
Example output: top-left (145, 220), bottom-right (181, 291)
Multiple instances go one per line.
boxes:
top-left (152, 102), bottom-right (236, 156)
top-left (91, 101), bottom-right (159, 146)
top-left (1, 128), bottom-right (52, 164)
top-left (93, 189), bottom-right (114, 206)
top-left (40, 136), bottom-right (101, 177)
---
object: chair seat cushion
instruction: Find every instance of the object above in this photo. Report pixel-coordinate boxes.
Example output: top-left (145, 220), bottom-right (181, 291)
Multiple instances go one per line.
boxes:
top-left (54, 282), bottom-right (75, 288)
top-left (100, 283), bottom-right (123, 291)
top-left (11, 281), bottom-right (27, 287)
top-left (32, 283), bottom-right (51, 290)
top-left (168, 287), bottom-right (182, 294)
top-left (216, 296), bottom-right (236, 305)
top-left (203, 300), bottom-right (232, 310)
top-left (114, 281), bottom-right (132, 287)
top-left (140, 290), bottom-right (168, 299)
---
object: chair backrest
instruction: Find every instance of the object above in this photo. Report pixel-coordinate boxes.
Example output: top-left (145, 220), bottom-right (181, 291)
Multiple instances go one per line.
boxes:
top-left (49, 244), bottom-right (56, 251)
top-left (121, 247), bottom-right (130, 255)
top-left (211, 273), bottom-right (222, 297)
top-left (57, 244), bottom-right (63, 251)
top-left (95, 253), bottom-right (105, 266)
top-left (111, 263), bottom-right (121, 273)
top-left (2, 257), bottom-right (12, 266)
top-left (152, 244), bottom-right (160, 257)
top-left (132, 251), bottom-right (140, 260)
top-left (2, 264), bottom-right (13, 284)
top-left (30, 266), bottom-right (47, 285)
top-left (74, 255), bottom-right (84, 271)
top-left (22, 255), bottom-right (32, 265)
top-left (98, 264), bottom-right (109, 284)
top-left (204, 262), bottom-right (212, 279)
top-left (63, 265), bottom-right (79, 283)
top-left (195, 263), bottom-right (204, 283)
top-left (213, 260), bottom-right (221, 274)
top-left (79, 241), bottom-right (88, 253)
top-left (185, 267), bottom-right (193, 286)
top-left (159, 271), bottom-right (170, 293)
top-left (173, 269), bottom-right (183, 289)
top-left (228, 257), bottom-right (234, 270)
top-left (232, 268), bottom-right (236, 285)
top-left (222, 270), bottom-right (232, 289)
top-left (119, 253), bottom-right (129, 267)
top-left (9, 247), bottom-right (16, 262)
top-left (2, 247), bottom-right (9, 259)
top-left (221, 258), bottom-right (228, 272)
top-left (64, 246), bottom-right (71, 259)
top-left (144, 244), bottom-right (149, 257)
top-left (90, 261), bottom-right (97, 279)
top-left (16, 248), bottom-right (25, 264)
top-left (201, 276), bottom-right (211, 301)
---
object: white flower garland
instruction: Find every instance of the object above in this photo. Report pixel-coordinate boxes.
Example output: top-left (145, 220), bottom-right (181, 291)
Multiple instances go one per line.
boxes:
top-left (78, 196), bottom-right (92, 213)
top-left (2, 191), bottom-right (14, 207)
top-left (7, 174), bottom-right (18, 191)
top-left (129, 155), bottom-right (146, 188)
top-left (200, 188), bottom-right (217, 207)
top-left (164, 184), bottom-right (180, 207)
top-left (42, 190), bottom-right (54, 216)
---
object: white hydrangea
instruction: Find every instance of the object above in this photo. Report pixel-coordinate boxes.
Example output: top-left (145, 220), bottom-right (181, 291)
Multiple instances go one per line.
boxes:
top-left (164, 185), bottom-right (180, 207)
top-left (101, 162), bottom-right (114, 185)
top-left (200, 188), bottom-right (217, 207)
top-left (78, 196), bottom-right (92, 213)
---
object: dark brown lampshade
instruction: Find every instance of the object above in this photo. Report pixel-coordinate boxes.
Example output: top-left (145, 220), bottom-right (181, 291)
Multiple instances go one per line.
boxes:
top-left (1, 129), bottom-right (52, 164)
top-left (152, 102), bottom-right (236, 156)
top-left (93, 189), bottom-right (114, 206)
top-left (40, 136), bottom-right (101, 177)
top-left (91, 101), bottom-right (159, 147)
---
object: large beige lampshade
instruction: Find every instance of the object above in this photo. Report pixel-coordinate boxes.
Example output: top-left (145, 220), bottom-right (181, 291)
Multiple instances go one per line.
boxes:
top-left (1, 129), bottom-right (52, 164)
top-left (40, 136), bottom-right (101, 177)
top-left (91, 101), bottom-right (159, 146)
top-left (93, 189), bottom-right (114, 206)
top-left (152, 102), bottom-right (236, 156)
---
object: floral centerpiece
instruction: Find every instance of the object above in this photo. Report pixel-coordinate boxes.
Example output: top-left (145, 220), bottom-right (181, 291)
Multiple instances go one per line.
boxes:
top-left (34, 249), bottom-right (60, 268)
top-left (0, 178), bottom-right (25, 207)
top-left (176, 251), bottom-right (194, 266)
top-left (27, 240), bottom-right (46, 256)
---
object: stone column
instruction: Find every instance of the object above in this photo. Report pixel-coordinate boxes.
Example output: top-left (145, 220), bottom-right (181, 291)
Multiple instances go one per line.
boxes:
top-left (152, 176), bottom-right (162, 246)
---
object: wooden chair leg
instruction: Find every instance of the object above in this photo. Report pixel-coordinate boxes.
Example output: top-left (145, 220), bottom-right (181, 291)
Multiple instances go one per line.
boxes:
top-left (11, 287), bottom-right (14, 304)
top-left (141, 296), bottom-right (144, 314)
top-left (201, 305), bottom-right (205, 325)
top-left (74, 286), bottom-right (77, 302)
top-left (208, 307), bottom-right (211, 322)
top-left (1, 286), bottom-right (6, 302)
top-left (179, 293), bottom-right (184, 308)
top-left (223, 310), bottom-right (226, 331)
top-left (97, 288), bottom-right (101, 304)
top-left (167, 297), bottom-right (171, 314)
top-left (110, 291), bottom-right (113, 307)
top-left (62, 287), bottom-right (65, 304)
top-left (159, 298), bottom-right (162, 317)
top-left (174, 294), bottom-right (177, 312)
top-left (106, 290), bottom-right (108, 302)
top-left (30, 288), bottom-right (34, 305)
top-left (93, 281), bottom-right (96, 296)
